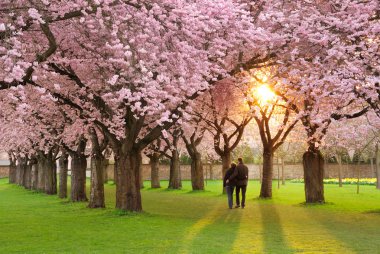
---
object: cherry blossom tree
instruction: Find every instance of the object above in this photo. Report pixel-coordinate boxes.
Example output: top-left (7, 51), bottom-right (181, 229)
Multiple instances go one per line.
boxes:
top-left (1, 1), bottom-right (270, 212)
top-left (249, 0), bottom-right (379, 202)
top-left (190, 80), bottom-right (253, 193)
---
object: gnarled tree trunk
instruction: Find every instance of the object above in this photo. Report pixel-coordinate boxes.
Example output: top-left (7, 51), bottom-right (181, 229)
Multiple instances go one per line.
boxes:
top-left (221, 151), bottom-right (231, 193)
top-left (260, 148), bottom-right (274, 198)
top-left (70, 152), bottom-right (88, 201)
top-left (44, 152), bottom-right (57, 195)
top-left (303, 150), bottom-right (325, 203)
top-left (221, 152), bottom-right (231, 180)
top-left (8, 155), bottom-right (16, 184)
top-left (139, 154), bottom-right (144, 189)
top-left (89, 154), bottom-right (105, 208)
top-left (88, 128), bottom-right (106, 208)
top-left (190, 152), bottom-right (204, 190)
top-left (37, 156), bottom-right (46, 192)
top-left (16, 157), bottom-right (27, 186)
top-left (114, 147), bottom-right (142, 211)
top-left (23, 163), bottom-right (32, 189)
top-left (59, 151), bottom-right (69, 199)
top-left (168, 150), bottom-right (181, 189)
top-left (103, 159), bottom-right (109, 183)
top-left (149, 153), bottom-right (161, 188)
top-left (31, 162), bottom-right (38, 190)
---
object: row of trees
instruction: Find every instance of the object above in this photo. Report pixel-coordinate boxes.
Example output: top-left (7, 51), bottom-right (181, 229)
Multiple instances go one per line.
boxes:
top-left (0, 0), bottom-right (379, 211)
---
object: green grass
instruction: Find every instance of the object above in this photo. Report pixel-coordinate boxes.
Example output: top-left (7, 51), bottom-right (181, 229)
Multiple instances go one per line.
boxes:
top-left (0, 178), bottom-right (380, 253)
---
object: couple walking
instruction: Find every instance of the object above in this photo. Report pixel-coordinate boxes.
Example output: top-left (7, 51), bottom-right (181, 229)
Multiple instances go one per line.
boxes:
top-left (223, 158), bottom-right (248, 209)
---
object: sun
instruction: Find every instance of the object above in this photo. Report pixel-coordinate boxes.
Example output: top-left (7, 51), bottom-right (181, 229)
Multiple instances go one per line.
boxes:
top-left (255, 85), bottom-right (275, 103)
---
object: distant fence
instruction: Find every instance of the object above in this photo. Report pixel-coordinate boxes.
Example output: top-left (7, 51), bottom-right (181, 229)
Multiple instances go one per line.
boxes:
top-left (106, 163), bottom-right (377, 181)
top-left (1, 163), bottom-right (377, 180)
top-left (0, 166), bottom-right (9, 178)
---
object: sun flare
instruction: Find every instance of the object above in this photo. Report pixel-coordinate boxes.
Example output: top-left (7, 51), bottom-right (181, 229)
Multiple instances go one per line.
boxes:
top-left (255, 85), bottom-right (275, 103)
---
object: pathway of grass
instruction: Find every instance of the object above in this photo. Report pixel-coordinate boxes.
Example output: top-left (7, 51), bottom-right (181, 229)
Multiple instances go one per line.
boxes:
top-left (0, 178), bottom-right (379, 253)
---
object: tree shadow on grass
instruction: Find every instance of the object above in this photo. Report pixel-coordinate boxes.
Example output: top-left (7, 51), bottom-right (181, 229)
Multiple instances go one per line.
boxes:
top-left (178, 204), bottom-right (242, 254)
top-left (364, 209), bottom-right (380, 214)
top-left (258, 203), bottom-right (295, 254)
top-left (303, 208), bottom-right (380, 253)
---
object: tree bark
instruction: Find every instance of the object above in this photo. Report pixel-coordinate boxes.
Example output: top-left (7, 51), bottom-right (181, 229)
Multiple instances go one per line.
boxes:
top-left (168, 150), bottom-right (181, 189)
top-left (31, 162), bottom-right (38, 190)
top-left (37, 157), bottom-right (46, 192)
top-left (209, 164), bottom-right (214, 180)
top-left (221, 152), bottom-right (231, 193)
top-left (8, 156), bottom-right (16, 184)
top-left (114, 147), bottom-right (142, 211)
top-left (190, 152), bottom-right (204, 190)
top-left (23, 163), bottom-right (32, 189)
top-left (89, 154), bottom-right (105, 208)
top-left (58, 152), bottom-right (69, 199)
top-left (260, 149), bottom-right (274, 198)
top-left (139, 153), bottom-right (144, 189)
top-left (150, 153), bottom-right (161, 188)
top-left (70, 153), bottom-right (88, 201)
top-left (44, 152), bottom-right (57, 195)
top-left (303, 150), bottom-right (325, 203)
top-left (16, 157), bottom-right (27, 186)
top-left (103, 159), bottom-right (109, 183)
top-left (221, 152), bottom-right (231, 180)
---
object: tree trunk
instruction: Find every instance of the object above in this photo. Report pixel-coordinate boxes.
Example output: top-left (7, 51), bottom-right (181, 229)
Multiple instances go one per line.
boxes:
top-left (103, 159), bottom-right (109, 183)
top-left (221, 152), bottom-right (231, 180)
top-left (58, 152), bottom-right (69, 199)
top-left (31, 163), bottom-right (38, 190)
top-left (221, 151), bottom-right (231, 193)
top-left (303, 150), bottom-right (325, 203)
top-left (89, 154), bottom-right (105, 208)
top-left (16, 157), bottom-right (27, 186)
top-left (139, 153), bottom-right (144, 189)
top-left (337, 154), bottom-right (343, 187)
top-left (209, 164), bottom-right (214, 180)
top-left (168, 150), bottom-right (181, 189)
top-left (23, 163), bottom-right (32, 189)
top-left (190, 152), bottom-right (204, 190)
top-left (70, 153), bottom-right (88, 202)
top-left (114, 148), bottom-right (142, 211)
top-left (260, 149), bottom-right (274, 198)
top-left (37, 157), bottom-right (46, 192)
top-left (376, 144), bottom-right (380, 190)
top-left (150, 153), bottom-right (161, 188)
top-left (8, 157), bottom-right (16, 184)
top-left (370, 158), bottom-right (375, 178)
top-left (44, 153), bottom-right (57, 195)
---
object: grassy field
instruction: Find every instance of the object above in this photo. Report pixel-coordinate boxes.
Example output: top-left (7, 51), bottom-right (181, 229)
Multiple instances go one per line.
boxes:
top-left (0, 178), bottom-right (380, 254)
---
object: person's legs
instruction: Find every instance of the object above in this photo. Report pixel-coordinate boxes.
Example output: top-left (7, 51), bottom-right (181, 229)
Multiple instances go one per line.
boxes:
top-left (235, 185), bottom-right (241, 207)
top-left (241, 185), bottom-right (247, 208)
top-left (226, 186), bottom-right (233, 209)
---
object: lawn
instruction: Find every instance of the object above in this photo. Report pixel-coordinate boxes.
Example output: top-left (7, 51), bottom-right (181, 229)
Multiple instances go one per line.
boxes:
top-left (0, 178), bottom-right (379, 254)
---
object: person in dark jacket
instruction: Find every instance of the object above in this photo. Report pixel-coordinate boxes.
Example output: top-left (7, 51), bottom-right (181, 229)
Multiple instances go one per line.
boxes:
top-left (223, 163), bottom-right (237, 209)
top-left (229, 158), bottom-right (248, 208)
